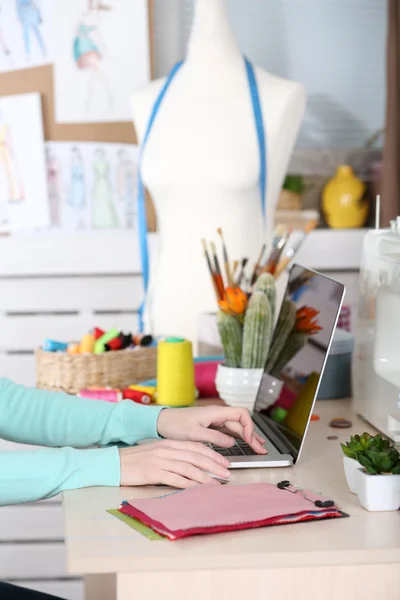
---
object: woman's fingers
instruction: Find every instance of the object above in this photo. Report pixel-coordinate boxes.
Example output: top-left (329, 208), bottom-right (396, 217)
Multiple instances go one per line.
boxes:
top-left (219, 420), bottom-right (267, 454)
top-left (158, 459), bottom-right (221, 486)
top-left (156, 439), bottom-right (231, 467)
top-left (155, 448), bottom-right (231, 479)
top-left (157, 472), bottom-right (198, 489)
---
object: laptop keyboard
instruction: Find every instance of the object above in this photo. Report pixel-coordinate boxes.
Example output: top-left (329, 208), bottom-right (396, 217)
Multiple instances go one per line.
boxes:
top-left (208, 439), bottom-right (256, 457)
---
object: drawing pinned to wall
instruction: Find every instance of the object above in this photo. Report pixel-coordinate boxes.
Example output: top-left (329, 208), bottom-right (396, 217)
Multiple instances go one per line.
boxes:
top-left (116, 147), bottom-right (137, 229)
top-left (0, 0), bottom-right (53, 72)
top-left (66, 146), bottom-right (86, 229)
top-left (0, 92), bottom-right (49, 231)
top-left (92, 147), bottom-right (119, 229)
top-left (52, 0), bottom-right (150, 123)
top-left (45, 146), bottom-right (61, 228)
top-left (43, 141), bottom-right (139, 233)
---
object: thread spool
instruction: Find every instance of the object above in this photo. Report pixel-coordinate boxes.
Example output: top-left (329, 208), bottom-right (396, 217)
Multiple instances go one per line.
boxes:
top-left (133, 334), bottom-right (153, 347)
top-left (105, 336), bottom-right (123, 351)
top-left (43, 339), bottom-right (68, 352)
top-left (79, 389), bottom-right (121, 402)
top-left (119, 333), bottom-right (133, 350)
top-left (94, 328), bottom-right (120, 354)
top-left (156, 338), bottom-right (195, 407)
top-left (93, 327), bottom-right (105, 340)
top-left (129, 384), bottom-right (157, 398)
top-left (67, 343), bottom-right (81, 355)
top-left (123, 389), bottom-right (152, 404)
top-left (80, 333), bottom-right (94, 354)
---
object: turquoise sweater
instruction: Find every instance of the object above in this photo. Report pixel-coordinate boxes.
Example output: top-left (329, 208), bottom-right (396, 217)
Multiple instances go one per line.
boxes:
top-left (0, 378), bottom-right (164, 506)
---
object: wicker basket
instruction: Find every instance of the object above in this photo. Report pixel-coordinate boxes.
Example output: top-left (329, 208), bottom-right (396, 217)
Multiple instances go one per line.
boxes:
top-left (35, 347), bottom-right (157, 394)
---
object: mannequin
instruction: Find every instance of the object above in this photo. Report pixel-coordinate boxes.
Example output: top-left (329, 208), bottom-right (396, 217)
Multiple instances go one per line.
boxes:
top-left (131, 0), bottom-right (306, 345)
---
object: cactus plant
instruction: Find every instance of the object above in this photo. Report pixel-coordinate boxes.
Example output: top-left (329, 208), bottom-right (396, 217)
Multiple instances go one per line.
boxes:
top-left (270, 330), bottom-right (308, 378)
top-left (253, 273), bottom-right (276, 319)
top-left (241, 291), bottom-right (273, 369)
top-left (217, 309), bottom-right (243, 368)
top-left (265, 299), bottom-right (297, 373)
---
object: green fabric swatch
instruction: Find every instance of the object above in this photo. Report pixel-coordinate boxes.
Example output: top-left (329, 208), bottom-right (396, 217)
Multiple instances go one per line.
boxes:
top-left (107, 509), bottom-right (164, 541)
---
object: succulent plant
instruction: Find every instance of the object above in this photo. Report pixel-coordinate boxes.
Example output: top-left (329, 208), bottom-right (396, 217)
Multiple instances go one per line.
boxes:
top-left (341, 433), bottom-right (391, 460)
top-left (356, 445), bottom-right (400, 475)
top-left (342, 432), bottom-right (400, 474)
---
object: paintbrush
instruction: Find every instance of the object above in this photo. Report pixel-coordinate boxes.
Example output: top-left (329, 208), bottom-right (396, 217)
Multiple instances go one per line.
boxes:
top-left (201, 239), bottom-right (221, 302)
top-left (233, 260), bottom-right (239, 279)
top-left (236, 258), bottom-right (249, 287)
top-left (210, 241), bottom-right (225, 299)
top-left (250, 244), bottom-right (266, 285)
top-left (273, 219), bottom-right (318, 279)
top-left (217, 227), bottom-right (234, 287)
top-left (262, 227), bottom-right (290, 274)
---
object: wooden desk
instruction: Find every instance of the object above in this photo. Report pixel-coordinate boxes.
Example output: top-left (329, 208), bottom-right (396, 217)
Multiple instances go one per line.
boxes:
top-left (62, 400), bottom-right (400, 600)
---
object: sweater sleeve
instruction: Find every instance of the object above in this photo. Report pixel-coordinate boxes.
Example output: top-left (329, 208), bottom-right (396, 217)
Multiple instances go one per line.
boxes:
top-left (0, 446), bottom-right (120, 506)
top-left (0, 378), bottom-right (165, 447)
top-left (0, 378), bottom-right (166, 506)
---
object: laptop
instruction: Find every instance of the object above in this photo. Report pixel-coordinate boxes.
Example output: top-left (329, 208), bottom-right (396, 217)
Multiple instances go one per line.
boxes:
top-left (211, 264), bottom-right (345, 469)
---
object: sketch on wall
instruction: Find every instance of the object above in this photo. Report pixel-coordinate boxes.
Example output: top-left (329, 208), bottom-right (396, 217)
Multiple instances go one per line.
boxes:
top-left (0, 93), bottom-right (49, 231)
top-left (53, 0), bottom-right (150, 123)
top-left (43, 141), bottom-right (139, 232)
top-left (0, 0), bottom-right (53, 72)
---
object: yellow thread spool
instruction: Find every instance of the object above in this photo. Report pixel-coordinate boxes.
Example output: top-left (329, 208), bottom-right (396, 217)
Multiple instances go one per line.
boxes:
top-left (129, 385), bottom-right (157, 398)
top-left (80, 333), bottom-right (95, 354)
top-left (156, 338), bottom-right (195, 407)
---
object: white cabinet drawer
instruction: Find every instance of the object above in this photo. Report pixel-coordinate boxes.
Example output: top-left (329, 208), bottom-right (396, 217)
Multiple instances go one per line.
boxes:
top-left (9, 580), bottom-right (84, 600)
top-left (0, 504), bottom-right (64, 541)
top-left (0, 543), bottom-right (67, 579)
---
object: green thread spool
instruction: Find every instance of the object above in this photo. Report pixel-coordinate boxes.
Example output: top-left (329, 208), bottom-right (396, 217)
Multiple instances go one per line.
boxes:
top-left (94, 328), bottom-right (121, 354)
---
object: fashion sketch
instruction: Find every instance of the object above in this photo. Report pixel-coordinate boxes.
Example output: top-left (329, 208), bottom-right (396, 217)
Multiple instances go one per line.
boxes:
top-left (46, 146), bottom-right (61, 228)
top-left (116, 148), bottom-right (137, 228)
top-left (92, 147), bottom-right (119, 228)
top-left (0, 119), bottom-right (24, 203)
top-left (67, 146), bottom-right (86, 228)
top-left (16, 0), bottom-right (46, 60)
top-left (73, 3), bottom-right (113, 112)
top-left (0, 3), bottom-right (12, 68)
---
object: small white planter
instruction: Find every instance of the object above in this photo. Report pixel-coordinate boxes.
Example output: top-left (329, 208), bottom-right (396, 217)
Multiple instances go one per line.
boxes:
top-left (355, 468), bottom-right (400, 512)
top-left (343, 456), bottom-right (360, 494)
top-left (215, 365), bottom-right (282, 412)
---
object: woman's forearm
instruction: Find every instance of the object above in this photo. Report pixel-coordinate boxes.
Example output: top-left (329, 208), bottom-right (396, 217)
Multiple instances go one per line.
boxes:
top-left (0, 378), bottom-right (164, 448)
top-left (0, 446), bottom-right (120, 506)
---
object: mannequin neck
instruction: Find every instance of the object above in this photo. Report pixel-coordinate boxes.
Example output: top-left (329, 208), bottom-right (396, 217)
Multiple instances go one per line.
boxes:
top-left (186, 0), bottom-right (242, 66)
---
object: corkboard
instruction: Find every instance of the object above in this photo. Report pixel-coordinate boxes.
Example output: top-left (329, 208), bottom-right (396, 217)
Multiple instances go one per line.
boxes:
top-left (0, 0), bottom-right (157, 229)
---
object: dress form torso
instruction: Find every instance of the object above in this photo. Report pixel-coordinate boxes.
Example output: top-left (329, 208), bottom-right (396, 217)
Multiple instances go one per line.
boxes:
top-left (131, 0), bottom-right (306, 345)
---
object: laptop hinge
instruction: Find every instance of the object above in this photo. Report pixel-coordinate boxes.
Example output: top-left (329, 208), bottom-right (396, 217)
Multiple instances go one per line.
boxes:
top-left (252, 413), bottom-right (296, 459)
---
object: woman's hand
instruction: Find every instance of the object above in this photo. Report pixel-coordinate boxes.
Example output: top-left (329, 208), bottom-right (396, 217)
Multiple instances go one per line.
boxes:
top-left (119, 440), bottom-right (231, 488)
top-left (156, 406), bottom-right (267, 455)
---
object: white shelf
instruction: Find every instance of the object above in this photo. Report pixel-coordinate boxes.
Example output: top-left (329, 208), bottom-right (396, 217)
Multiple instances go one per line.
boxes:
top-left (0, 228), bottom-right (367, 277)
top-left (296, 228), bottom-right (367, 271)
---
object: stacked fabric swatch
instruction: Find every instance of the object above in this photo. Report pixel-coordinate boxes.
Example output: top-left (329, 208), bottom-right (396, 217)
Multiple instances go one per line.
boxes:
top-left (117, 482), bottom-right (346, 541)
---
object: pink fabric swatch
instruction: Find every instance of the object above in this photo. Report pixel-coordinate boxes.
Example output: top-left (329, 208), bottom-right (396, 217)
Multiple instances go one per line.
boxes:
top-left (124, 483), bottom-right (334, 532)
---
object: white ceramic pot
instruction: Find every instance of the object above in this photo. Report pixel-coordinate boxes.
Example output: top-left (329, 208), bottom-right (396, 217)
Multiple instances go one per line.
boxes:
top-left (215, 365), bottom-right (282, 412)
top-left (343, 456), bottom-right (360, 494)
top-left (355, 468), bottom-right (400, 512)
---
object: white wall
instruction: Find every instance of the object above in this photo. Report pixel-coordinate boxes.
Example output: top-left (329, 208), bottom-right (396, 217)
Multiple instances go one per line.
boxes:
top-left (154, 0), bottom-right (387, 148)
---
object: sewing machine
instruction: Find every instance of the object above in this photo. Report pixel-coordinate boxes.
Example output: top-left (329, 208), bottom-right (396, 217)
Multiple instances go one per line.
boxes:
top-left (352, 222), bottom-right (400, 443)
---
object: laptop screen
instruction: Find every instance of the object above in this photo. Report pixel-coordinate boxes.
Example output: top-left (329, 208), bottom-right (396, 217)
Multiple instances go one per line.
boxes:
top-left (253, 264), bottom-right (345, 460)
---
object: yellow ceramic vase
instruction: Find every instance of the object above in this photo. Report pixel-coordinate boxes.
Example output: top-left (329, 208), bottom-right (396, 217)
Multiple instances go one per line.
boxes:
top-left (322, 165), bottom-right (368, 229)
